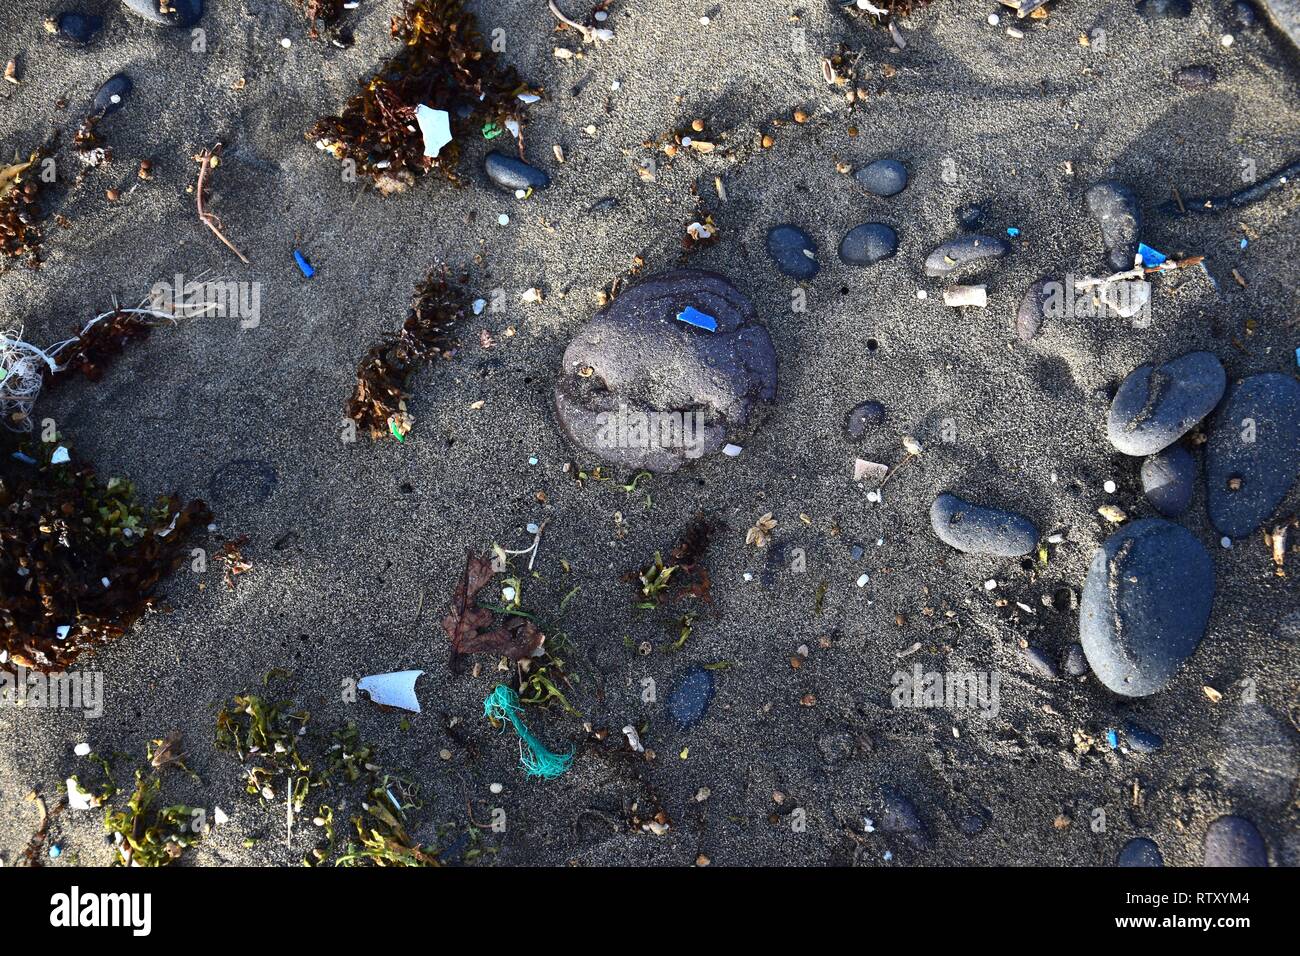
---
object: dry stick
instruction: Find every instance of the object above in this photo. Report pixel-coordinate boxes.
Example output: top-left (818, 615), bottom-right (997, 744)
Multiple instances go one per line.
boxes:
top-left (195, 143), bottom-right (250, 264)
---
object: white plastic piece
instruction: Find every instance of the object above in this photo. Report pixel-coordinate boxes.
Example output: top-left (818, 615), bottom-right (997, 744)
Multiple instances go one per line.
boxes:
top-left (414, 104), bottom-right (453, 158)
top-left (357, 670), bottom-right (425, 713)
top-left (854, 458), bottom-right (889, 483)
top-left (722, 443), bottom-right (743, 457)
top-left (943, 285), bottom-right (987, 308)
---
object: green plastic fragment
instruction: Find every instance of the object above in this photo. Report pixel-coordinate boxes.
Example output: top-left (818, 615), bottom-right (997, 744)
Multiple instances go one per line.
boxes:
top-left (482, 122), bottom-right (503, 140)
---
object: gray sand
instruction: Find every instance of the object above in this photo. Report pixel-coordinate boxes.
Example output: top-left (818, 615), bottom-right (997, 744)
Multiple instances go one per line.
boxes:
top-left (1, 0), bottom-right (1298, 866)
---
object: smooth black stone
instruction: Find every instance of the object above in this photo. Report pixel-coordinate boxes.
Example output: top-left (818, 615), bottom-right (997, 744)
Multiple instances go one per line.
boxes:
top-left (1106, 351), bottom-right (1226, 456)
top-left (930, 493), bottom-right (1038, 557)
top-left (1203, 816), bottom-right (1268, 866)
top-left (93, 74), bottom-right (133, 117)
top-left (1016, 276), bottom-right (1058, 343)
top-left (1141, 445), bottom-right (1196, 517)
top-left (56, 12), bottom-right (103, 44)
top-left (877, 786), bottom-right (924, 837)
top-left (854, 158), bottom-right (908, 197)
top-left (844, 400), bottom-right (885, 439)
top-left (484, 151), bottom-right (550, 192)
top-left (956, 203), bottom-right (986, 230)
top-left (766, 224), bottom-right (819, 279)
top-left (1137, 0), bottom-right (1193, 17)
top-left (665, 665), bottom-right (715, 728)
top-left (1079, 518), bottom-right (1214, 697)
top-left (1205, 373), bottom-right (1300, 538)
top-left (1086, 180), bottom-right (1142, 272)
top-left (121, 0), bottom-right (204, 27)
top-left (554, 269), bottom-right (777, 472)
top-left (1117, 837), bottom-right (1164, 866)
top-left (1063, 643), bottom-right (1089, 677)
top-left (923, 234), bottom-right (1008, 277)
top-left (1175, 64), bottom-right (1218, 89)
top-left (1123, 722), bottom-right (1164, 753)
top-left (838, 223), bottom-right (897, 266)
top-left (1021, 645), bottom-right (1057, 679)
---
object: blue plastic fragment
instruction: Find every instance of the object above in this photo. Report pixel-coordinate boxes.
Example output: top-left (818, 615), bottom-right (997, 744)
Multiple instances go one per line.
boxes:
top-left (1240, 238), bottom-right (1248, 249)
top-left (1006, 227), bottom-right (1020, 238)
top-left (293, 249), bottom-right (315, 278)
top-left (1105, 728), bottom-right (1119, 749)
top-left (676, 306), bottom-right (717, 332)
top-left (10, 452), bottom-right (37, 465)
top-left (1295, 346), bottom-right (1299, 368)
top-left (1137, 243), bottom-right (1167, 267)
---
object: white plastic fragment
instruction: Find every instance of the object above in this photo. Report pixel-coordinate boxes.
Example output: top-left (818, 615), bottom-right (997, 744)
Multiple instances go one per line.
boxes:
top-left (357, 670), bottom-right (425, 713)
top-left (74, 742), bottom-right (91, 757)
top-left (856, 573), bottom-right (869, 587)
top-left (50, 445), bottom-right (70, 464)
top-left (943, 285), bottom-right (987, 308)
top-left (854, 458), bottom-right (889, 483)
top-left (623, 725), bottom-right (644, 753)
top-left (214, 806), bottom-right (229, 825)
top-left (472, 298), bottom-right (487, 315)
top-left (66, 777), bottom-right (98, 811)
top-left (518, 93), bottom-right (541, 104)
top-left (722, 443), bottom-right (743, 457)
top-left (55, 625), bottom-right (70, 640)
top-left (414, 104), bottom-right (453, 158)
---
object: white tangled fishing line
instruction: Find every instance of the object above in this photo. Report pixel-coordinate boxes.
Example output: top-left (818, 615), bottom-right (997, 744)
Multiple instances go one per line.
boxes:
top-left (0, 306), bottom-right (179, 432)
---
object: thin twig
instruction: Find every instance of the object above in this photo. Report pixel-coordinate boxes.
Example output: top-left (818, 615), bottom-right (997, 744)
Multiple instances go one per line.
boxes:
top-left (195, 143), bottom-right (250, 264)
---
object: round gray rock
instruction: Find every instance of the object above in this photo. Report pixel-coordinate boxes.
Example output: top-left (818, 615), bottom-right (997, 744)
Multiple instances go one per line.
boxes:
top-left (854, 159), bottom-right (908, 197)
top-left (766, 224), bottom-right (819, 280)
top-left (1203, 815), bottom-right (1269, 866)
top-left (1106, 351), bottom-right (1226, 456)
top-left (1205, 373), bottom-right (1300, 538)
top-left (923, 234), bottom-right (1009, 277)
top-left (838, 223), bottom-right (897, 266)
top-left (1116, 837), bottom-right (1164, 867)
top-left (1080, 519), bottom-right (1214, 697)
top-left (553, 269), bottom-right (777, 473)
top-left (930, 493), bottom-right (1039, 557)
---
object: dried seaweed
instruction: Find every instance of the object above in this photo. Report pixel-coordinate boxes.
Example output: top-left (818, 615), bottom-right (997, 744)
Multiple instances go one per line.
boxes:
top-left (0, 439), bottom-right (210, 672)
top-left (103, 770), bottom-right (203, 867)
top-left (290, 0), bottom-right (354, 45)
top-left (308, 0), bottom-right (536, 192)
top-left (0, 147), bottom-right (51, 269)
top-left (346, 268), bottom-right (468, 440)
top-left (441, 551), bottom-right (545, 662)
top-left (44, 309), bottom-right (153, 386)
top-left (632, 516), bottom-right (713, 607)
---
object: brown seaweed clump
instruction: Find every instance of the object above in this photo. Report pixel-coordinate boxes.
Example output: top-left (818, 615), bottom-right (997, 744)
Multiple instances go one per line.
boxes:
top-left (346, 269), bottom-right (469, 440)
top-left (0, 440), bottom-right (210, 671)
top-left (45, 309), bottom-right (155, 386)
top-left (290, 0), bottom-right (354, 45)
top-left (0, 149), bottom-right (51, 268)
top-left (308, 0), bottom-right (536, 193)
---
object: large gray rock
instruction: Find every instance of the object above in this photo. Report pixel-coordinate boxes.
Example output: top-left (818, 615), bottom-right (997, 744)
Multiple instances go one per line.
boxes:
top-left (1106, 351), bottom-right (1226, 456)
top-left (553, 269), bottom-right (777, 472)
top-left (1205, 373), bottom-right (1300, 538)
top-left (1203, 816), bottom-right (1269, 866)
top-left (1080, 519), bottom-right (1214, 697)
top-left (1260, 1), bottom-right (1300, 48)
top-left (1140, 445), bottom-right (1196, 517)
top-left (930, 493), bottom-right (1039, 556)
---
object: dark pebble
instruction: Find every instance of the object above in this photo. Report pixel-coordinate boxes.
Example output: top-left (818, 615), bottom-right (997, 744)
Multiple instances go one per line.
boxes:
top-left (1205, 373), bottom-right (1300, 538)
top-left (665, 665), bottom-right (715, 728)
top-left (956, 203), bottom-right (986, 230)
top-left (844, 400), bottom-right (885, 439)
top-left (1174, 64), bottom-right (1218, 90)
top-left (484, 151), bottom-right (550, 192)
top-left (1141, 445), bottom-right (1196, 517)
top-left (121, 0), bottom-right (204, 27)
top-left (1123, 722), bottom-right (1164, 753)
top-left (930, 493), bottom-right (1039, 557)
top-left (1063, 643), bottom-right (1089, 677)
top-left (56, 12), bottom-right (103, 44)
top-left (838, 222), bottom-right (897, 266)
top-left (923, 234), bottom-right (1009, 277)
top-left (93, 74), bottom-right (133, 117)
top-left (1117, 837), bottom-right (1164, 866)
top-left (1106, 351), bottom-right (1226, 456)
top-left (1137, 0), bottom-right (1193, 18)
top-left (1021, 645), bottom-right (1057, 679)
top-left (854, 158), bottom-right (908, 197)
top-left (1079, 518), bottom-right (1214, 697)
top-left (1233, 0), bottom-right (1258, 28)
top-left (554, 269), bottom-right (777, 472)
top-left (1085, 180), bottom-right (1142, 272)
top-left (766, 224), bottom-right (819, 280)
top-left (877, 786), bottom-right (925, 843)
top-left (1203, 816), bottom-right (1268, 866)
top-left (1016, 276), bottom-right (1058, 343)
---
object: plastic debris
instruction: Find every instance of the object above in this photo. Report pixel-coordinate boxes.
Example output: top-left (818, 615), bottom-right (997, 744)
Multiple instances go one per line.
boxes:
top-left (49, 446), bottom-right (70, 465)
top-left (676, 306), bottom-right (718, 331)
top-left (622, 724), bottom-right (644, 752)
top-left (943, 285), bottom-right (987, 308)
top-left (55, 625), bottom-right (70, 640)
top-left (66, 776), bottom-right (100, 811)
top-left (294, 249), bottom-right (315, 278)
top-left (722, 443), bottom-right (743, 456)
top-left (472, 298), bottom-right (487, 315)
top-left (1007, 227), bottom-right (1020, 238)
top-left (854, 458), bottom-right (889, 483)
top-left (1106, 728), bottom-right (1119, 749)
top-left (1137, 243), bottom-right (1167, 268)
top-left (482, 121), bottom-right (503, 140)
top-left (357, 670), bottom-right (425, 712)
top-left (483, 684), bottom-right (573, 779)
top-left (414, 104), bottom-right (453, 157)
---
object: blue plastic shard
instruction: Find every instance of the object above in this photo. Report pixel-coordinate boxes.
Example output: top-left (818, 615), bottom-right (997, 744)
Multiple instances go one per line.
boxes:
top-left (294, 249), bottom-right (315, 278)
top-left (1137, 243), bottom-right (1167, 268)
top-left (1006, 226), bottom-right (1020, 238)
top-left (676, 306), bottom-right (717, 331)
top-left (1105, 728), bottom-right (1119, 749)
